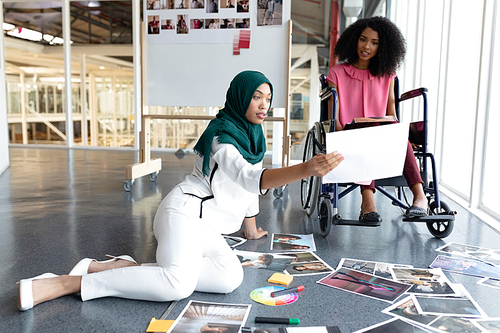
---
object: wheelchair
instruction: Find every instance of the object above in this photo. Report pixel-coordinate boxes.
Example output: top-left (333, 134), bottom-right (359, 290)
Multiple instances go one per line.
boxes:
top-left (301, 75), bottom-right (456, 238)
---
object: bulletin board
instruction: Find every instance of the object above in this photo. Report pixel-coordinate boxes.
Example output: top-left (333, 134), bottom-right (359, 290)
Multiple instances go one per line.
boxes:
top-left (143, 0), bottom-right (291, 107)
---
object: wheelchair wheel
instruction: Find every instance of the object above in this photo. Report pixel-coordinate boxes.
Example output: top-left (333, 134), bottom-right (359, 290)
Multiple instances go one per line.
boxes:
top-left (318, 197), bottom-right (333, 237)
top-left (301, 123), bottom-right (322, 216)
top-left (426, 201), bottom-right (454, 238)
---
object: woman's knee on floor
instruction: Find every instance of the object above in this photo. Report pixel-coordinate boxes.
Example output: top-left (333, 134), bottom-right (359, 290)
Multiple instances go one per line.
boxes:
top-left (196, 260), bottom-right (244, 294)
top-left (156, 266), bottom-right (199, 301)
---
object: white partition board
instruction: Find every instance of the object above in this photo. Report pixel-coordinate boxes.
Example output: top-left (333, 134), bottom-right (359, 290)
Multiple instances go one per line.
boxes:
top-left (144, 0), bottom-right (291, 108)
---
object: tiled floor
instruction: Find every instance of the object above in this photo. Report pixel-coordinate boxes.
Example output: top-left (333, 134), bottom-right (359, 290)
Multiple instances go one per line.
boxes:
top-left (1, 147), bottom-right (500, 332)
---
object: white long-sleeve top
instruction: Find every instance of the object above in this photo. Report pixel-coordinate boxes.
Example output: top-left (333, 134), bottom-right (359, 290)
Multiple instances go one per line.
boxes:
top-left (178, 137), bottom-right (268, 234)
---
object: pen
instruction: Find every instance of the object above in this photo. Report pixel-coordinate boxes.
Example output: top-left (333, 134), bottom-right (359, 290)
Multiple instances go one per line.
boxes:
top-left (270, 285), bottom-right (304, 297)
top-left (254, 317), bottom-right (300, 325)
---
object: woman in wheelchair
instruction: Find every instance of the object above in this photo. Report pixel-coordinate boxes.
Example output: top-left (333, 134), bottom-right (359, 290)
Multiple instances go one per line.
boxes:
top-left (326, 16), bottom-right (428, 223)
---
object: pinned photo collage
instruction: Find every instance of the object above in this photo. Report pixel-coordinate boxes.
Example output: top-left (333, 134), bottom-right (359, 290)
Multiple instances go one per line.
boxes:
top-left (147, 0), bottom-right (251, 37)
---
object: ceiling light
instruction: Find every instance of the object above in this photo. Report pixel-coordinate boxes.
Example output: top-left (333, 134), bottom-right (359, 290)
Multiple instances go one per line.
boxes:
top-left (99, 66), bottom-right (105, 70)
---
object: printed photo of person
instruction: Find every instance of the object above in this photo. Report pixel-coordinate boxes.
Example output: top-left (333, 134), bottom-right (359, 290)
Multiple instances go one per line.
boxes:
top-left (257, 0), bottom-right (282, 26)
top-left (220, 18), bottom-right (234, 29)
top-left (207, 0), bottom-right (219, 13)
top-left (222, 0), bottom-right (235, 8)
top-left (318, 267), bottom-right (411, 303)
top-left (177, 15), bottom-right (189, 34)
top-left (286, 262), bottom-right (332, 275)
top-left (271, 233), bottom-right (316, 252)
top-left (206, 19), bottom-right (220, 29)
top-left (236, 0), bottom-right (249, 12)
top-left (148, 15), bottom-right (160, 34)
top-left (191, 19), bottom-right (204, 29)
top-left (174, 0), bottom-right (188, 9)
top-left (383, 297), bottom-right (438, 326)
top-left (161, 19), bottom-right (175, 30)
top-left (147, 0), bottom-right (159, 10)
top-left (166, 0), bottom-right (175, 9)
top-left (190, 0), bottom-right (204, 9)
top-left (234, 250), bottom-right (294, 272)
top-left (235, 18), bottom-right (249, 28)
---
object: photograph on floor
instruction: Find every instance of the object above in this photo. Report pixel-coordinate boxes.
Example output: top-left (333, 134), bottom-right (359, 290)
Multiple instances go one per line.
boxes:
top-left (224, 235), bottom-right (246, 248)
top-left (430, 255), bottom-right (500, 279)
top-left (436, 242), bottom-right (500, 266)
top-left (168, 300), bottom-right (250, 333)
top-left (411, 295), bottom-right (486, 318)
top-left (353, 318), bottom-right (432, 333)
top-left (283, 252), bottom-right (334, 276)
top-left (337, 258), bottom-right (413, 278)
top-left (234, 249), bottom-right (295, 271)
top-left (427, 316), bottom-right (482, 333)
top-left (477, 277), bottom-right (500, 289)
top-left (382, 296), bottom-right (440, 326)
top-left (270, 233), bottom-right (315, 252)
top-left (470, 318), bottom-right (500, 332)
top-left (317, 267), bottom-right (412, 303)
top-left (389, 267), bottom-right (459, 296)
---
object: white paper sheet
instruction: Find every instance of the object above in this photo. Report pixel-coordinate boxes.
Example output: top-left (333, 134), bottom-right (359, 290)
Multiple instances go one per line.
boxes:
top-left (323, 123), bottom-right (409, 184)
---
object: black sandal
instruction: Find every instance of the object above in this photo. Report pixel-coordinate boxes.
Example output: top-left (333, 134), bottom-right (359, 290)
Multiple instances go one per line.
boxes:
top-left (359, 211), bottom-right (382, 223)
top-left (405, 206), bottom-right (429, 218)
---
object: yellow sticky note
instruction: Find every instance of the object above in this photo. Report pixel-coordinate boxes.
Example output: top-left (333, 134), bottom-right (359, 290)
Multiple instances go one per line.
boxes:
top-left (268, 272), bottom-right (293, 286)
top-left (146, 318), bottom-right (174, 332)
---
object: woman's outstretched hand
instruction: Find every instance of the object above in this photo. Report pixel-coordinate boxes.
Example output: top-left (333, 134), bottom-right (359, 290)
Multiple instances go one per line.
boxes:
top-left (307, 151), bottom-right (344, 177)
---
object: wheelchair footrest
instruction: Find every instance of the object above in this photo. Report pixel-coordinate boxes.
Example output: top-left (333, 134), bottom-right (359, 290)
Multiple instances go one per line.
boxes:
top-left (333, 218), bottom-right (381, 227)
top-left (402, 214), bottom-right (455, 223)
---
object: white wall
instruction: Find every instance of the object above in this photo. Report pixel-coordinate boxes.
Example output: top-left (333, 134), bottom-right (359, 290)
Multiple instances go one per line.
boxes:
top-left (0, 3), bottom-right (9, 175)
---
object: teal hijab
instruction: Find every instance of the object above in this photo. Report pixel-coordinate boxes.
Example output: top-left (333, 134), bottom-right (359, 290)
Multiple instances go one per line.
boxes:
top-left (194, 70), bottom-right (273, 176)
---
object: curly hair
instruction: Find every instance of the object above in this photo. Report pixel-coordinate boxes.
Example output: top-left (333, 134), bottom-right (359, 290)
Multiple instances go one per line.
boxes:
top-left (333, 16), bottom-right (406, 77)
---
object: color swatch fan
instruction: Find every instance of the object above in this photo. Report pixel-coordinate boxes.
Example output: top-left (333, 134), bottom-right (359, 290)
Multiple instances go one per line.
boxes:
top-left (250, 286), bottom-right (298, 306)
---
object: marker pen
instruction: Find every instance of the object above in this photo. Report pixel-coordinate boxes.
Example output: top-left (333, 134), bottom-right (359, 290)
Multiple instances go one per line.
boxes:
top-left (270, 285), bottom-right (304, 297)
top-left (254, 317), bottom-right (300, 325)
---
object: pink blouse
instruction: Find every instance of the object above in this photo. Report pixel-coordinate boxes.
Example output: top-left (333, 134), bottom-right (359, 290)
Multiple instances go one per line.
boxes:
top-left (326, 63), bottom-right (395, 127)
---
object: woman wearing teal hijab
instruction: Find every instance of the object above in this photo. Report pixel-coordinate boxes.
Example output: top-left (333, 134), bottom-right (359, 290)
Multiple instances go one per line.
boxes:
top-left (17, 71), bottom-right (343, 310)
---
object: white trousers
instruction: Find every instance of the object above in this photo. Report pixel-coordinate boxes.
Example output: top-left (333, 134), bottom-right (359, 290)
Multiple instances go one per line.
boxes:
top-left (81, 186), bottom-right (244, 302)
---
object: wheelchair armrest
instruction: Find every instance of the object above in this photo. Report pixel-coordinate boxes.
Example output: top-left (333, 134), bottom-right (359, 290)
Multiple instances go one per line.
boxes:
top-left (400, 87), bottom-right (428, 101)
top-left (320, 86), bottom-right (335, 101)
